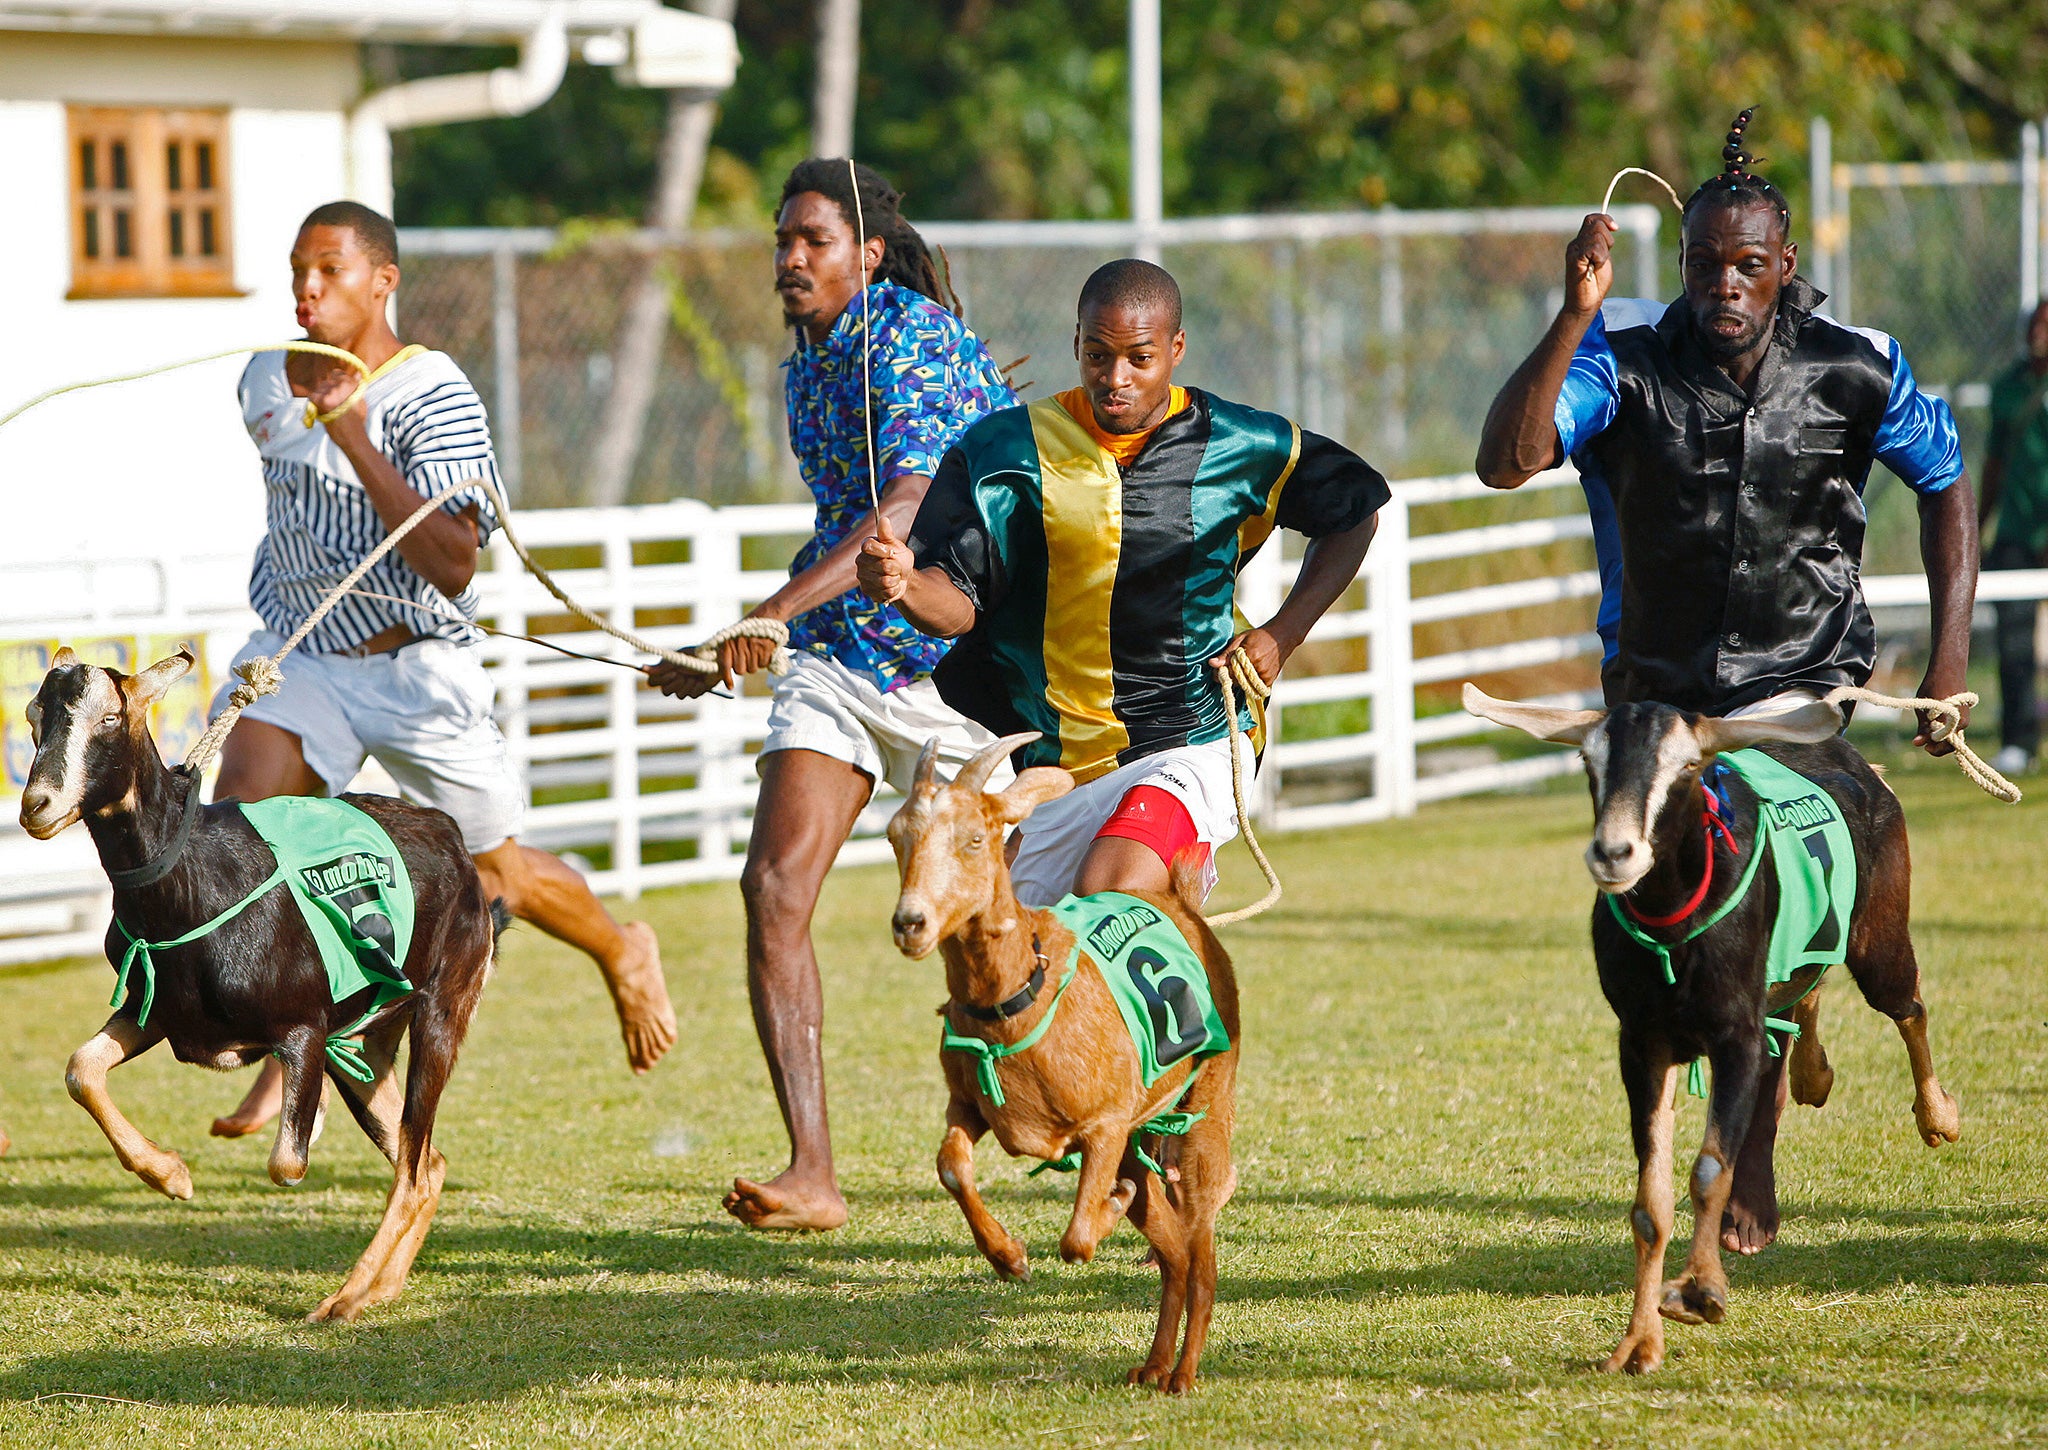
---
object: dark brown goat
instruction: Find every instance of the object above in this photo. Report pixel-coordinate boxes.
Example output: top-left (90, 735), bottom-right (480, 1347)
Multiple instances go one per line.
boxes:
top-left (19, 646), bottom-right (499, 1322)
top-left (1465, 684), bottom-right (1960, 1374)
top-left (886, 732), bottom-right (1239, 1394)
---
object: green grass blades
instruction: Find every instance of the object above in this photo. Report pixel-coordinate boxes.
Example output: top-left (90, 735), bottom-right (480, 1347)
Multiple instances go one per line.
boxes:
top-left (2, 761), bottom-right (2045, 1447)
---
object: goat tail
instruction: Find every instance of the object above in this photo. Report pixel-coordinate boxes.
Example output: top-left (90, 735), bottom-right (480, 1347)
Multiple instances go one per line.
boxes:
top-left (488, 897), bottom-right (513, 947)
top-left (1167, 848), bottom-right (1211, 916)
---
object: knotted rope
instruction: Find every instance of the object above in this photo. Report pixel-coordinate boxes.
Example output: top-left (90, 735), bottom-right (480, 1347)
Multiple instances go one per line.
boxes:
top-left (179, 464), bottom-right (788, 774)
top-left (1204, 647), bottom-right (1283, 927)
top-left (1825, 686), bottom-right (2021, 803)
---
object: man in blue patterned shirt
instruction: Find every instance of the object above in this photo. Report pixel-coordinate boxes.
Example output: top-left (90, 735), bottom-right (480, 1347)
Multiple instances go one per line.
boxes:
top-left (650, 160), bottom-right (1014, 1231)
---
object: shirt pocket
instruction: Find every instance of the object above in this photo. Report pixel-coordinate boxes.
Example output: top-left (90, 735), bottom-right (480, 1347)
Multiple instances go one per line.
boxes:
top-left (1799, 426), bottom-right (1849, 457)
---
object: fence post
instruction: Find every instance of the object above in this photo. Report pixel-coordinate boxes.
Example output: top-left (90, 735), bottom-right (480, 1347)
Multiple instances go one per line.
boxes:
top-left (490, 532), bottom-right (531, 839)
top-left (1832, 158), bottom-right (1853, 325)
top-left (1373, 494), bottom-right (1416, 817)
top-left (1809, 116), bottom-right (1834, 308)
top-left (691, 512), bottom-right (743, 869)
top-left (492, 244), bottom-right (524, 499)
top-left (2023, 122), bottom-right (2041, 317)
top-left (1377, 220), bottom-right (1407, 462)
top-left (606, 517), bottom-right (643, 901)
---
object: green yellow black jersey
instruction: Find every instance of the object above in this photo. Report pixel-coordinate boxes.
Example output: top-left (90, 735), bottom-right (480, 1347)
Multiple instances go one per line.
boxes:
top-left (909, 387), bottom-right (1389, 783)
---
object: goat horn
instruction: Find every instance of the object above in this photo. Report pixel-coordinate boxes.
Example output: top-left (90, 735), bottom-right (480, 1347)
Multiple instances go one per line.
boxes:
top-left (955, 731), bottom-right (1039, 795)
top-left (911, 736), bottom-right (942, 793)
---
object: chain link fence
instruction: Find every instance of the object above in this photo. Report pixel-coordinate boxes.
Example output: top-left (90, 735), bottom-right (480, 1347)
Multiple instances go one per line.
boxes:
top-left (395, 205), bottom-right (1668, 511)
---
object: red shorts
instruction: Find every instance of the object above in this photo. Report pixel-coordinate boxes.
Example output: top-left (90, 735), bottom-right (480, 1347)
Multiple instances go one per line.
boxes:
top-left (1093, 784), bottom-right (1210, 873)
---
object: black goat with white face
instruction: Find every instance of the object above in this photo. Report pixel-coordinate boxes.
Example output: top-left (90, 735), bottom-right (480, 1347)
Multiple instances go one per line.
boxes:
top-left (1464, 684), bottom-right (1961, 1376)
top-left (21, 646), bottom-right (501, 1323)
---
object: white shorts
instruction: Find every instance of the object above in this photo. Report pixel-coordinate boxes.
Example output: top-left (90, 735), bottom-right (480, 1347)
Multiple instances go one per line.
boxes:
top-left (212, 630), bottom-right (526, 854)
top-left (1008, 736), bottom-right (1255, 909)
top-left (1723, 688), bottom-right (1844, 725)
top-left (762, 652), bottom-right (1006, 798)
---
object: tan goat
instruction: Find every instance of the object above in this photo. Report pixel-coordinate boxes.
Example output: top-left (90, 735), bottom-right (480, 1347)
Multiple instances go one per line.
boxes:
top-left (886, 731), bottom-right (1240, 1394)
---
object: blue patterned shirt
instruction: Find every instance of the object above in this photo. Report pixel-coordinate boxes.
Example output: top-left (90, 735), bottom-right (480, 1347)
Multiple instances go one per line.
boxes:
top-left (783, 280), bottom-right (1016, 690)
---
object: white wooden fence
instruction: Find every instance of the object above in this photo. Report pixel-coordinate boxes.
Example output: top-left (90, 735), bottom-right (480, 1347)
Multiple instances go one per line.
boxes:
top-left (3, 473), bottom-right (2043, 966)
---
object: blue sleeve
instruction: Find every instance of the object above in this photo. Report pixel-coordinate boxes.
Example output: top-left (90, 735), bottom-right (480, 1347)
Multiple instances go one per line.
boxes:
top-left (1872, 338), bottom-right (1964, 494)
top-left (1553, 311), bottom-right (1621, 458)
top-left (872, 305), bottom-right (972, 483)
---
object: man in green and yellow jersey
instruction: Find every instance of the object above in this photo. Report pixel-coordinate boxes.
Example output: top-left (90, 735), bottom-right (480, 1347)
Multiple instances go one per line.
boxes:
top-left (857, 259), bottom-right (1388, 906)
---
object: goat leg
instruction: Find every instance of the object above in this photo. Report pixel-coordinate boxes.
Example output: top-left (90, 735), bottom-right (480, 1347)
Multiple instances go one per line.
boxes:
top-left (1057, 1126), bottom-right (1139, 1265)
top-left (1896, 1006), bottom-right (1961, 1146)
top-left (327, 1014), bottom-right (409, 1166)
top-left (1787, 990), bottom-right (1834, 1107)
top-left (1602, 1039), bottom-right (1676, 1374)
top-left (1663, 1031), bottom-right (1764, 1327)
top-left (937, 1098), bottom-right (1028, 1280)
top-left (66, 1014), bottom-right (190, 1200)
top-left (268, 1028), bottom-right (326, 1187)
top-left (1124, 1155), bottom-right (1189, 1388)
top-left (308, 1123), bottom-right (439, 1323)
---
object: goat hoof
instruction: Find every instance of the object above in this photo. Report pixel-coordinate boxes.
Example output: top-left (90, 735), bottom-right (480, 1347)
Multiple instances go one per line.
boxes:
top-left (1916, 1089), bottom-right (1960, 1146)
top-left (1790, 1061), bottom-right (1834, 1108)
top-left (989, 1244), bottom-right (1029, 1282)
top-left (143, 1156), bottom-right (193, 1201)
top-left (1127, 1363), bottom-right (1168, 1388)
top-left (1058, 1233), bottom-right (1097, 1265)
top-left (1657, 1275), bottom-right (1725, 1325)
top-left (306, 1292), bottom-right (362, 1324)
top-left (1164, 1368), bottom-right (1198, 1395)
top-left (1599, 1329), bottom-right (1664, 1375)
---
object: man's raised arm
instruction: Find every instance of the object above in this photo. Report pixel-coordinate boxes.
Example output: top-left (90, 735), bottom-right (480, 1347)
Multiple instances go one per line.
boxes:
top-left (1474, 213), bottom-right (1617, 490)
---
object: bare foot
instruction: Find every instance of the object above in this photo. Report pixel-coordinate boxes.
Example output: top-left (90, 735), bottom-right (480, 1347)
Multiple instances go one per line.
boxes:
top-left (723, 1171), bottom-right (848, 1231)
top-left (605, 922), bottom-right (676, 1075)
top-left (211, 1058), bottom-right (285, 1138)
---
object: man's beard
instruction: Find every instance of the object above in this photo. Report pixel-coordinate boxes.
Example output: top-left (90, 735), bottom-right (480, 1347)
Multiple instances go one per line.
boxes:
top-left (1694, 308), bottom-right (1771, 364)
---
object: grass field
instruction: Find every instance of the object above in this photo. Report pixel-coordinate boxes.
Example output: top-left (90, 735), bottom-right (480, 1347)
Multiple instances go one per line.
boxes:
top-left (2, 755), bottom-right (2045, 1447)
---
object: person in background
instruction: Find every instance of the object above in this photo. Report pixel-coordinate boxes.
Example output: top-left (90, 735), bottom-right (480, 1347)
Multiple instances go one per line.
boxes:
top-left (1979, 299), bottom-right (2048, 776)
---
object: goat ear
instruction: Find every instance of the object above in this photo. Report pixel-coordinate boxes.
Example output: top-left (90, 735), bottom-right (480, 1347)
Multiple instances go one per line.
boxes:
top-left (1463, 682), bottom-right (1605, 745)
top-left (994, 766), bottom-right (1074, 825)
top-left (1693, 699), bottom-right (1843, 758)
top-left (127, 645), bottom-right (196, 707)
top-left (51, 646), bottom-right (78, 669)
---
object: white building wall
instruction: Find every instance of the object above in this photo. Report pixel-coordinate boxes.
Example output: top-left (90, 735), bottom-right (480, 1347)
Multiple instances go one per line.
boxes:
top-left (0, 35), bottom-right (362, 568)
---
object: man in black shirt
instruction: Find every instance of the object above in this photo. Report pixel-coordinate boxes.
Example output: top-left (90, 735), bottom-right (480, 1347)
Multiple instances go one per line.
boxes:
top-left (1474, 111), bottom-right (1979, 1257)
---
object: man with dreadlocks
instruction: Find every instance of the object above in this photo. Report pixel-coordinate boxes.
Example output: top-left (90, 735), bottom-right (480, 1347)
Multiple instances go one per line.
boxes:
top-left (648, 160), bottom-right (1014, 1231)
top-left (1476, 110), bottom-right (1978, 1253)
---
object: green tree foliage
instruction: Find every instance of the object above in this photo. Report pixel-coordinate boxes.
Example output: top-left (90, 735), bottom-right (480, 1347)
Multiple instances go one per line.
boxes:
top-left (390, 1), bottom-right (2048, 227)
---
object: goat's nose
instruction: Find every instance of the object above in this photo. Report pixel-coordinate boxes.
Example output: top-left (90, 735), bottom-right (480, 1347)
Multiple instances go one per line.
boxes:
top-left (1590, 836), bottom-right (1639, 866)
top-left (20, 787), bottom-right (50, 820)
top-left (892, 906), bottom-right (926, 938)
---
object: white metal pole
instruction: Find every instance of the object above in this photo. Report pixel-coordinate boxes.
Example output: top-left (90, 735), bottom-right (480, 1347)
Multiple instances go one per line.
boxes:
top-left (1129, 0), bottom-right (1162, 263)
top-left (2023, 121), bottom-right (2041, 316)
top-left (1808, 115), bottom-right (1833, 307)
top-left (491, 244), bottom-right (523, 498)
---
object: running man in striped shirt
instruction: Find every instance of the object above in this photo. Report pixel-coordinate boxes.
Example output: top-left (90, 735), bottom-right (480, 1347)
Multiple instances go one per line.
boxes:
top-left (208, 201), bottom-right (675, 1138)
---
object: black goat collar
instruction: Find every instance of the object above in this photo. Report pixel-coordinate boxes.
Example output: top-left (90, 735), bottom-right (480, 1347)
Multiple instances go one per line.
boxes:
top-left (106, 769), bottom-right (202, 891)
top-left (954, 935), bottom-right (1050, 1022)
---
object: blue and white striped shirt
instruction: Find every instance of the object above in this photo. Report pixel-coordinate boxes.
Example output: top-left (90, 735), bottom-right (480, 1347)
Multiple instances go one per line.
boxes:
top-left (240, 349), bottom-right (503, 655)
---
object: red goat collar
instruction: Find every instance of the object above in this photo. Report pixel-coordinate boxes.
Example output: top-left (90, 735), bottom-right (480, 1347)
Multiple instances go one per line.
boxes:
top-left (1620, 783), bottom-right (1739, 930)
